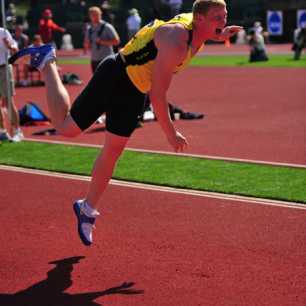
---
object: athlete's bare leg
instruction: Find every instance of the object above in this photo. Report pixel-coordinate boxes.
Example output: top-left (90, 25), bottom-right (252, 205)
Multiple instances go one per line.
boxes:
top-left (85, 131), bottom-right (129, 209)
top-left (0, 104), bottom-right (5, 130)
top-left (9, 98), bottom-right (20, 130)
top-left (1, 97), bottom-right (20, 130)
top-left (41, 61), bottom-right (81, 137)
top-left (73, 132), bottom-right (127, 246)
top-left (0, 97), bottom-right (20, 135)
top-left (41, 61), bottom-right (128, 208)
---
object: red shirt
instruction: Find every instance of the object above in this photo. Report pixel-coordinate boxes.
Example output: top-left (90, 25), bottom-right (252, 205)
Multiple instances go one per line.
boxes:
top-left (38, 18), bottom-right (64, 43)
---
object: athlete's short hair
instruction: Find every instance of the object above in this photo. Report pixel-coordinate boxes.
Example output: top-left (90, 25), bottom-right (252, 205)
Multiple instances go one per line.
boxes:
top-left (192, 0), bottom-right (226, 16)
top-left (88, 6), bottom-right (102, 16)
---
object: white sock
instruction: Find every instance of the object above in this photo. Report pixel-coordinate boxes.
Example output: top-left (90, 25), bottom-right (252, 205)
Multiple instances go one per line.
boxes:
top-left (13, 128), bottom-right (22, 134)
top-left (81, 200), bottom-right (100, 218)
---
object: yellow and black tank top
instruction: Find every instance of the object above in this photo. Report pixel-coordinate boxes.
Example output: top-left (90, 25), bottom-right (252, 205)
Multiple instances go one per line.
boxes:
top-left (120, 13), bottom-right (195, 93)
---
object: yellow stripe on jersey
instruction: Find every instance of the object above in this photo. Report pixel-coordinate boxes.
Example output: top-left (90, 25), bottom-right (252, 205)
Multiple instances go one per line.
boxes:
top-left (120, 13), bottom-right (195, 93)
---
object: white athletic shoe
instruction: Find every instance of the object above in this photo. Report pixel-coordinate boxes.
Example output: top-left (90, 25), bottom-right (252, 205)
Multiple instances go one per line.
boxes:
top-left (73, 200), bottom-right (99, 246)
top-left (11, 129), bottom-right (24, 143)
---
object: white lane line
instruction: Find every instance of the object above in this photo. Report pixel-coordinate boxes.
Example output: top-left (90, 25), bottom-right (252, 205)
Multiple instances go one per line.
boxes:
top-left (1, 165), bottom-right (305, 210)
top-left (25, 138), bottom-right (306, 169)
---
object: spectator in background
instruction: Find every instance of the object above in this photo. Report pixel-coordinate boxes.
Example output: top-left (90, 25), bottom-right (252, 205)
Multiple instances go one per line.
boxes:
top-left (6, 3), bottom-right (16, 19)
top-left (83, 6), bottom-right (120, 74)
top-left (252, 21), bottom-right (269, 44)
top-left (23, 34), bottom-right (44, 84)
top-left (13, 25), bottom-right (29, 51)
top-left (13, 25), bottom-right (29, 86)
top-left (5, 3), bottom-right (17, 31)
top-left (0, 27), bottom-right (23, 142)
top-left (235, 27), bottom-right (247, 44)
top-left (292, 26), bottom-right (306, 60)
top-left (38, 9), bottom-right (66, 46)
top-left (126, 8), bottom-right (142, 40)
top-left (253, 21), bottom-right (263, 35)
top-left (30, 34), bottom-right (44, 48)
top-left (100, 1), bottom-right (115, 25)
top-left (247, 29), bottom-right (268, 62)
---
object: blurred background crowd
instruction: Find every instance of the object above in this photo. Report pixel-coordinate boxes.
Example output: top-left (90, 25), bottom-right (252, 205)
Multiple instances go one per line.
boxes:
top-left (1, 0), bottom-right (306, 49)
top-left (0, 0), bottom-right (305, 142)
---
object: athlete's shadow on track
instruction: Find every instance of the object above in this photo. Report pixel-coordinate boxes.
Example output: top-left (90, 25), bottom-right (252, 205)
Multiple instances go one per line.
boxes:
top-left (0, 256), bottom-right (143, 306)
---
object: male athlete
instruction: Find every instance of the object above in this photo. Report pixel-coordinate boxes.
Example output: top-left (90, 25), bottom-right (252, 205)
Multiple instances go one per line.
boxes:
top-left (10, 0), bottom-right (242, 246)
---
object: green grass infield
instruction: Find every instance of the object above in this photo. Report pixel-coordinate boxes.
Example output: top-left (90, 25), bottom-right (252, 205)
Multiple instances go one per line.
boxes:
top-left (58, 54), bottom-right (306, 68)
top-left (0, 141), bottom-right (305, 203)
top-left (191, 54), bottom-right (306, 67)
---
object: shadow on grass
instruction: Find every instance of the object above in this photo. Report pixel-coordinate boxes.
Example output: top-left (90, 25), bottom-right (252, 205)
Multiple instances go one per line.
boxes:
top-left (237, 61), bottom-right (247, 66)
top-left (0, 256), bottom-right (144, 306)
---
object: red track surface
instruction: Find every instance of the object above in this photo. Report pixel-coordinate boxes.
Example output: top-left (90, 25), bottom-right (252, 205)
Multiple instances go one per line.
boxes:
top-left (14, 60), bottom-right (306, 165)
top-left (0, 169), bottom-right (306, 305)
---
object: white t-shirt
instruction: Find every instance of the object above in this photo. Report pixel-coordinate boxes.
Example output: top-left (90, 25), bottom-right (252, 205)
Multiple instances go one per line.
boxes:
top-left (250, 33), bottom-right (266, 52)
top-left (126, 14), bottom-right (142, 31)
top-left (0, 28), bottom-right (17, 65)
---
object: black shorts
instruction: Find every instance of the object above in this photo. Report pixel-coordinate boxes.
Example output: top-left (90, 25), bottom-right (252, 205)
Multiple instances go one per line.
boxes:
top-left (90, 60), bottom-right (100, 74)
top-left (70, 54), bottom-right (146, 137)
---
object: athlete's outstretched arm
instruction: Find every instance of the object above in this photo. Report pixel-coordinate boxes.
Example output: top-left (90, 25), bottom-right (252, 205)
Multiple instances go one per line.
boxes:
top-left (211, 25), bottom-right (243, 41)
top-left (149, 24), bottom-right (189, 152)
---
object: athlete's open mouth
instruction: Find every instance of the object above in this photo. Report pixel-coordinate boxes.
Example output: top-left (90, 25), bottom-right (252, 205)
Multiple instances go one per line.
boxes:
top-left (215, 28), bottom-right (222, 34)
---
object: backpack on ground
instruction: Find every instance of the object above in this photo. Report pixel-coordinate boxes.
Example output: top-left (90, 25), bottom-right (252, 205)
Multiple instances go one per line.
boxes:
top-left (18, 102), bottom-right (50, 126)
top-left (62, 73), bottom-right (83, 85)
